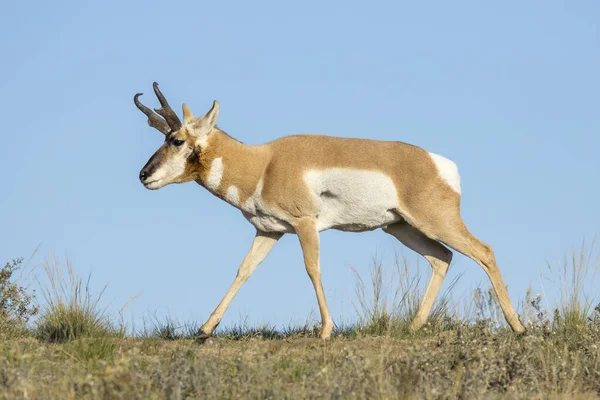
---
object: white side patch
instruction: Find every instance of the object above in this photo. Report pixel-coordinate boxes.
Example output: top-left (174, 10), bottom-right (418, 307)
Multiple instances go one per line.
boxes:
top-left (303, 169), bottom-right (402, 232)
top-left (225, 185), bottom-right (240, 206)
top-left (205, 157), bottom-right (223, 192)
top-left (428, 152), bottom-right (461, 195)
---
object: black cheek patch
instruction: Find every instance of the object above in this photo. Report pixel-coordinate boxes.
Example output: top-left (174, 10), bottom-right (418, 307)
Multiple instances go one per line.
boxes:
top-left (188, 147), bottom-right (199, 160)
top-left (183, 149), bottom-right (200, 175)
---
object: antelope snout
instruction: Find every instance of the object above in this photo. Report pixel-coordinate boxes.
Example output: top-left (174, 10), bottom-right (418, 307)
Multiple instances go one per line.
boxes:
top-left (139, 169), bottom-right (149, 183)
top-left (138, 166), bottom-right (163, 190)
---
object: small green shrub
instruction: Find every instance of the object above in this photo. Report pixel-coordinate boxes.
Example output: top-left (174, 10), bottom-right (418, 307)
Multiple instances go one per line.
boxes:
top-left (0, 257), bottom-right (38, 337)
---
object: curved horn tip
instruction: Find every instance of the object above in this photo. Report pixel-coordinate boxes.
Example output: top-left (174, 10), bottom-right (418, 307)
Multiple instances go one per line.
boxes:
top-left (134, 93), bottom-right (144, 99)
top-left (153, 82), bottom-right (159, 87)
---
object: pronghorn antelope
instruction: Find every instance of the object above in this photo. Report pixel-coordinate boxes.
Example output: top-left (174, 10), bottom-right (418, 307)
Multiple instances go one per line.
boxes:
top-left (135, 82), bottom-right (525, 340)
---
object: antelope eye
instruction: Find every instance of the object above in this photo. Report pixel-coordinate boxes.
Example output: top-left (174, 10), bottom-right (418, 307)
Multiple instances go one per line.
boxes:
top-left (172, 139), bottom-right (185, 147)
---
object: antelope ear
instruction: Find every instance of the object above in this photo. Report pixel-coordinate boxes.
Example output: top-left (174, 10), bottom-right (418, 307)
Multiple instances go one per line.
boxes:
top-left (182, 103), bottom-right (195, 124)
top-left (187, 101), bottom-right (221, 145)
top-left (201, 100), bottom-right (219, 130)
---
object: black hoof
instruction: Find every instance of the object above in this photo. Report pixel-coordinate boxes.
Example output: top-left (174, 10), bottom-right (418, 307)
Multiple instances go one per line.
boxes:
top-left (515, 328), bottom-right (528, 339)
top-left (194, 330), bottom-right (211, 344)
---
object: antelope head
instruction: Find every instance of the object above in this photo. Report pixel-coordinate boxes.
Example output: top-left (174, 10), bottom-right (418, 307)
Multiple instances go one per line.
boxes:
top-left (135, 82), bottom-right (219, 190)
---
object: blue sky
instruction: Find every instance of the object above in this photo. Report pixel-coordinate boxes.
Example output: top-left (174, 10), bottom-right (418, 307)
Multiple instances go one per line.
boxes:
top-left (1, 1), bottom-right (598, 330)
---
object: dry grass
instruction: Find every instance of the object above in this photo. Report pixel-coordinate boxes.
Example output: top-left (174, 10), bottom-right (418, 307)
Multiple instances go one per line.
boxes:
top-left (0, 242), bottom-right (598, 399)
top-left (1, 326), bottom-right (599, 399)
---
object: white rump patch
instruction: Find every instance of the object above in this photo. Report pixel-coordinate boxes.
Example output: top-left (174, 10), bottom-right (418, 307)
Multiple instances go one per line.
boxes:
top-left (428, 153), bottom-right (461, 195)
top-left (303, 168), bottom-right (402, 232)
top-left (225, 185), bottom-right (240, 206)
top-left (205, 157), bottom-right (223, 192)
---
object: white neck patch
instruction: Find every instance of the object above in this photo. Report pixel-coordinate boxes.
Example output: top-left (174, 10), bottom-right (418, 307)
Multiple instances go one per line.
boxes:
top-left (225, 185), bottom-right (240, 206)
top-left (205, 157), bottom-right (223, 192)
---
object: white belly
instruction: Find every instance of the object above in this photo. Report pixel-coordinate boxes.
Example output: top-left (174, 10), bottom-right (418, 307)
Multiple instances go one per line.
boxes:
top-left (304, 169), bottom-right (402, 232)
top-left (242, 210), bottom-right (294, 233)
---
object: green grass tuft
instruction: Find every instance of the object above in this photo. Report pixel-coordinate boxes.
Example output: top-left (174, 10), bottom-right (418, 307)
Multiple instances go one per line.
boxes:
top-left (552, 239), bottom-right (599, 333)
top-left (350, 252), bottom-right (461, 337)
top-left (34, 256), bottom-right (126, 342)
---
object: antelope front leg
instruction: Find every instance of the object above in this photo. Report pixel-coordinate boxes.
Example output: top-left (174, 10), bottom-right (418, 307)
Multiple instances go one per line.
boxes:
top-left (294, 218), bottom-right (334, 339)
top-left (196, 230), bottom-right (282, 341)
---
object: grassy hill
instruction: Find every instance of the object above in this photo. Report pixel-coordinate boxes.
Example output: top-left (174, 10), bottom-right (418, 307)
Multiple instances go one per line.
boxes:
top-left (1, 244), bottom-right (598, 399)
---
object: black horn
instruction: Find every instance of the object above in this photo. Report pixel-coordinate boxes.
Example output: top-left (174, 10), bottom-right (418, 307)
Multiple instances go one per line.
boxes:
top-left (134, 82), bottom-right (182, 135)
